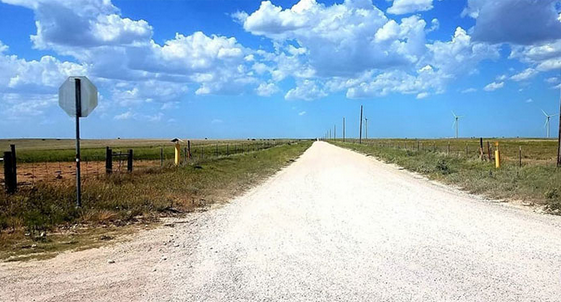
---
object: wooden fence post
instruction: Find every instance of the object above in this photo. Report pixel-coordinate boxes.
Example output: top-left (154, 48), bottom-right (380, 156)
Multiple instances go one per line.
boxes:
top-left (479, 138), bottom-right (484, 160)
top-left (105, 147), bottom-right (112, 174)
top-left (127, 149), bottom-right (133, 172)
top-left (187, 140), bottom-right (192, 159)
top-left (160, 147), bottom-right (164, 167)
top-left (10, 144), bottom-right (16, 187)
top-left (487, 141), bottom-right (492, 161)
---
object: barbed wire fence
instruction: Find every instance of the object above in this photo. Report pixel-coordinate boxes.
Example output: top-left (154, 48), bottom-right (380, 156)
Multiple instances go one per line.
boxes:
top-left (2, 139), bottom-right (292, 193)
top-left (327, 138), bottom-right (559, 168)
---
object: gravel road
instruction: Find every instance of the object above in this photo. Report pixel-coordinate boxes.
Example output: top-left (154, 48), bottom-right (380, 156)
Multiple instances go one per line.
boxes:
top-left (2, 141), bottom-right (561, 301)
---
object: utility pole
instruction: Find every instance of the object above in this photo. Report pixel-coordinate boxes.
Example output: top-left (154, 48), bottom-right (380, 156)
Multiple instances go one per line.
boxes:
top-left (343, 117), bottom-right (346, 142)
top-left (365, 117), bottom-right (368, 140)
top-left (557, 85), bottom-right (561, 167)
top-left (359, 105), bottom-right (363, 144)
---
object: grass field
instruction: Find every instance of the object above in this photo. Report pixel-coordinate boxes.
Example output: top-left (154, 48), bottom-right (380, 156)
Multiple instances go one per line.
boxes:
top-left (0, 138), bottom-right (288, 163)
top-left (358, 138), bottom-right (559, 164)
top-left (0, 140), bottom-right (313, 261)
top-left (332, 138), bottom-right (561, 214)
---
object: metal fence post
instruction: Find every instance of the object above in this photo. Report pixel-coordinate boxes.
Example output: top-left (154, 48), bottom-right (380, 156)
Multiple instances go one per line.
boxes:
top-left (160, 147), bottom-right (164, 167)
top-left (519, 146), bottom-right (522, 167)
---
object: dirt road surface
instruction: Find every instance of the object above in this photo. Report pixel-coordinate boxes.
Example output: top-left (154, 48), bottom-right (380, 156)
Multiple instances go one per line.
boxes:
top-left (2, 142), bottom-right (561, 301)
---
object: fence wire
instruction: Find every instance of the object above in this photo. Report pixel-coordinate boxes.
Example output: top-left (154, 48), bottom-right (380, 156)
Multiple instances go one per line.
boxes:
top-left (4, 140), bottom-right (290, 191)
top-left (336, 139), bottom-right (558, 168)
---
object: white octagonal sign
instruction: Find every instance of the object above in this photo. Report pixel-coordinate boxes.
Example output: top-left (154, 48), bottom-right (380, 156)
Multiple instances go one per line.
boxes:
top-left (59, 76), bottom-right (98, 117)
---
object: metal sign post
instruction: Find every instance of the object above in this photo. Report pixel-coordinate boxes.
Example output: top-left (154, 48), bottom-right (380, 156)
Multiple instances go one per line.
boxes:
top-left (75, 78), bottom-right (82, 207)
top-left (59, 76), bottom-right (98, 207)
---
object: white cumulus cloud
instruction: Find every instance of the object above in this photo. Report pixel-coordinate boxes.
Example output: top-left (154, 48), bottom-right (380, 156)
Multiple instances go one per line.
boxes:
top-left (285, 80), bottom-right (326, 101)
top-left (510, 68), bottom-right (538, 81)
top-left (255, 82), bottom-right (280, 97)
top-left (387, 0), bottom-right (434, 15)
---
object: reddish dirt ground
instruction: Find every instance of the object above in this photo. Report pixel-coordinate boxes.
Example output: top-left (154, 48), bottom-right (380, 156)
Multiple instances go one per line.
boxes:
top-left (1, 160), bottom-right (164, 186)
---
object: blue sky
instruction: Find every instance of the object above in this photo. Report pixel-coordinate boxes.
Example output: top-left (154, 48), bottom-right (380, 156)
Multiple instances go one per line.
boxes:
top-left (0, 0), bottom-right (560, 139)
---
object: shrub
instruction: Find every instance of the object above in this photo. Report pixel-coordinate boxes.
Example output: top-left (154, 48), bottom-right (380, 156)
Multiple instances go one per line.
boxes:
top-left (436, 159), bottom-right (452, 174)
top-left (545, 188), bottom-right (559, 200)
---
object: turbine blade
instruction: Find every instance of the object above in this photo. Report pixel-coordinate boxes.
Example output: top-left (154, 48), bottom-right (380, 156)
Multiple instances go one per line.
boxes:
top-left (542, 109), bottom-right (549, 117)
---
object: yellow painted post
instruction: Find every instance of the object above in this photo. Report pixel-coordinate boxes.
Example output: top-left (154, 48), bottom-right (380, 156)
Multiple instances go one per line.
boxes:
top-left (174, 142), bottom-right (180, 166)
top-left (494, 142), bottom-right (500, 168)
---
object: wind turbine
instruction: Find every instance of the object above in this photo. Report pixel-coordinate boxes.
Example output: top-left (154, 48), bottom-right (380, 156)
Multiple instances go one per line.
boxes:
top-left (452, 111), bottom-right (463, 139)
top-left (542, 109), bottom-right (558, 138)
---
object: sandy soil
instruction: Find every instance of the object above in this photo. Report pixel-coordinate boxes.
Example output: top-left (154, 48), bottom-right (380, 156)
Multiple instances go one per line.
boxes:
top-left (2, 142), bottom-right (561, 301)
